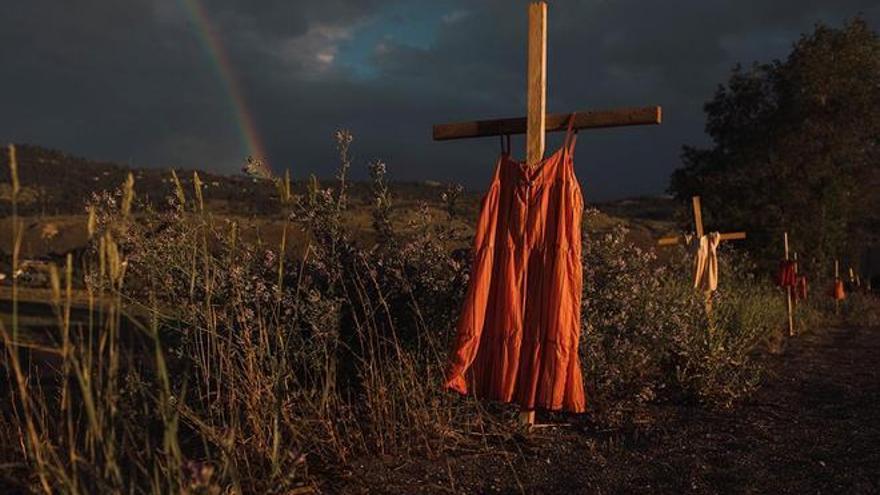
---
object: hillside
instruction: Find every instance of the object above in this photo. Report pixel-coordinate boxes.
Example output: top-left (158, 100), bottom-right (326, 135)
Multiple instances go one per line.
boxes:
top-left (0, 144), bottom-right (465, 217)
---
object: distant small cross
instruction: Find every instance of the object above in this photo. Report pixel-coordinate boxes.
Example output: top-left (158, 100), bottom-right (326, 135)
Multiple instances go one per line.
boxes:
top-left (657, 195), bottom-right (747, 320)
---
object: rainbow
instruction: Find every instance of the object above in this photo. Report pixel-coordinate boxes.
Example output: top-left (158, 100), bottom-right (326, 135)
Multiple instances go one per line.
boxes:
top-left (180, 0), bottom-right (268, 164)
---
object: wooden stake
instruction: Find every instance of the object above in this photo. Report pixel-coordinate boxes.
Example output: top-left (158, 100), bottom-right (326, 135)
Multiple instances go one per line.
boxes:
top-left (692, 196), bottom-right (704, 239)
top-left (692, 196), bottom-right (710, 319)
top-left (835, 259), bottom-right (842, 314)
top-left (784, 232), bottom-right (794, 337)
top-left (696, 196), bottom-right (711, 336)
top-left (518, 1), bottom-right (548, 427)
top-left (698, 196), bottom-right (711, 319)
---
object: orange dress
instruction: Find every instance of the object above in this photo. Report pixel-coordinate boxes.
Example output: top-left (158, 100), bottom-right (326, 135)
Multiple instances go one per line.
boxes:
top-left (445, 117), bottom-right (586, 413)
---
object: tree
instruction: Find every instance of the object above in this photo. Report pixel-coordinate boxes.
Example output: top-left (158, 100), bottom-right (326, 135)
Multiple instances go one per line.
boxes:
top-left (671, 18), bottom-right (880, 273)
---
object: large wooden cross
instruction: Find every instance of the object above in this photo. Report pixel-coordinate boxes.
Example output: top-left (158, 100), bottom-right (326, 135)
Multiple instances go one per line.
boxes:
top-left (432, 2), bottom-right (661, 426)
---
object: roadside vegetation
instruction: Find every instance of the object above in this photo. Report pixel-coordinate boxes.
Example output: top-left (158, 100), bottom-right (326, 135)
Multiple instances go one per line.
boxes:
top-left (4, 131), bottom-right (874, 493)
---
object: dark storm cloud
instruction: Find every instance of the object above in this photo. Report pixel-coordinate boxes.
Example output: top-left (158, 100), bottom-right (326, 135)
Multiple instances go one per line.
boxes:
top-left (209, 0), bottom-right (391, 37)
top-left (1, 0), bottom-right (878, 200)
top-left (1, 0), bottom-right (238, 167)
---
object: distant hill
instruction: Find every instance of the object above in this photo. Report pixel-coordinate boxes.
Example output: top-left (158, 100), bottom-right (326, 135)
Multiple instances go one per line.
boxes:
top-left (0, 144), bottom-right (470, 217)
top-left (0, 144), bottom-right (267, 216)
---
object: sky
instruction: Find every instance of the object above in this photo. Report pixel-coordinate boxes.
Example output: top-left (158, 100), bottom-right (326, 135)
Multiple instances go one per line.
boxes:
top-left (2, 0), bottom-right (879, 200)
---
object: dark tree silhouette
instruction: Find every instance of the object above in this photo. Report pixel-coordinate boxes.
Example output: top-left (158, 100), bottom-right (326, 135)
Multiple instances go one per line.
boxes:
top-left (671, 18), bottom-right (880, 272)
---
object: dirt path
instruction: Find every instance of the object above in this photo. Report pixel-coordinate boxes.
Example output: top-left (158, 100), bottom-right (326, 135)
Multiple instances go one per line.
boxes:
top-left (337, 326), bottom-right (880, 494)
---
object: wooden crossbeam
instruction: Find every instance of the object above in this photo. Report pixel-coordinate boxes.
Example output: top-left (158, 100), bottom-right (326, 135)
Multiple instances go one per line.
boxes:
top-left (692, 196), bottom-right (704, 238)
top-left (433, 106), bottom-right (662, 141)
top-left (657, 232), bottom-right (746, 246)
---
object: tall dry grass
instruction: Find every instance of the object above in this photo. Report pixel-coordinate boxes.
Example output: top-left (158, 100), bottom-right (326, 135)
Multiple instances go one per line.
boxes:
top-left (1, 136), bottom-right (494, 493)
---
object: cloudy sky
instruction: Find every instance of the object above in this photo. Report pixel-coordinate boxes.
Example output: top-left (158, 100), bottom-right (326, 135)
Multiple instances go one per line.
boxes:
top-left (2, 0), bottom-right (878, 200)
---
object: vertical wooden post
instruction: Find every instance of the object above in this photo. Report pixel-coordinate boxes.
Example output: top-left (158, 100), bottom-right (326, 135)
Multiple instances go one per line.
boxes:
top-left (692, 196), bottom-right (704, 238)
top-left (784, 232), bottom-right (794, 336)
top-left (520, 1), bottom-right (547, 427)
top-left (835, 259), bottom-right (841, 315)
top-left (691, 196), bottom-right (714, 317)
top-left (526, 1), bottom-right (547, 166)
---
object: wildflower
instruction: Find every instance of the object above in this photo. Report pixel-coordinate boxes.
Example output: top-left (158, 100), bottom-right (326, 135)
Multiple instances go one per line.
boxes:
top-left (369, 160), bottom-right (387, 177)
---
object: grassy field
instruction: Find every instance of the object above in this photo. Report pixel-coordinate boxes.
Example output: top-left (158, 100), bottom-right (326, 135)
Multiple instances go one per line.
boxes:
top-left (2, 139), bottom-right (878, 493)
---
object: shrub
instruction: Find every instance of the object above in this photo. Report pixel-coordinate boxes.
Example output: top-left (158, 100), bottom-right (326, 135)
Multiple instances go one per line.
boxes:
top-left (581, 217), bottom-right (787, 424)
